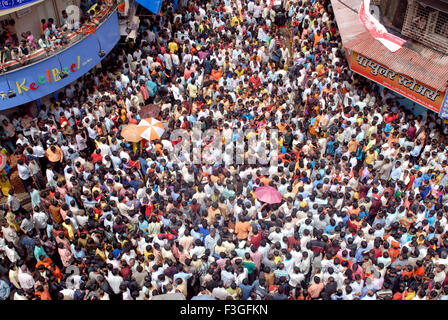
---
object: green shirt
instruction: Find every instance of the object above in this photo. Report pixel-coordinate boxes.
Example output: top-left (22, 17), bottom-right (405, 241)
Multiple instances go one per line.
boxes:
top-left (243, 260), bottom-right (256, 274)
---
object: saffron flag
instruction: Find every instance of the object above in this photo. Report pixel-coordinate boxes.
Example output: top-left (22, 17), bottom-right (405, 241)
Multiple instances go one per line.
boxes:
top-left (359, 0), bottom-right (406, 52)
top-left (117, 0), bottom-right (126, 13)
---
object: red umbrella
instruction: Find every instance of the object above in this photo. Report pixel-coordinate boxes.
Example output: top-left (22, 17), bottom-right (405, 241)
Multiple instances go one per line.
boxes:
top-left (254, 186), bottom-right (283, 204)
top-left (140, 104), bottom-right (161, 119)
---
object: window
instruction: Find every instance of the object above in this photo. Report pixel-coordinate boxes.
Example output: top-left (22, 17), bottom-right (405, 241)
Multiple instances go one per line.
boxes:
top-left (435, 10), bottom-right (448, 38)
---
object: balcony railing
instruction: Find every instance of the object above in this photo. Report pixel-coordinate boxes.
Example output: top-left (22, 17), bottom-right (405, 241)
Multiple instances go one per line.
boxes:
top-left (1, 1), bottom-right (118, 74)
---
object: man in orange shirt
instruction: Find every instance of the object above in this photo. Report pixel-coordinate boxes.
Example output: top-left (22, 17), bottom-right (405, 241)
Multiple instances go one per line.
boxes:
top-left (207, 202), bottom-right (220, 225)
top-left (34, 283), bottom-right (51, 300)
top-left (45, 144), bottom-right (63, 173)
top-left (35, 256), bottom-right (52, 269)
top-left (211, 66), bottom-right (223, 81)
top-left (313, 29), bottom-right (324, 47)
top-left (259, 175), bottom-right (271, 186)
top-left (348, 135), bottom-right (359, 154)
top-left (414, 260), bottom-right (425, 278)
top-left (235, 216), bottom-right (252, 240)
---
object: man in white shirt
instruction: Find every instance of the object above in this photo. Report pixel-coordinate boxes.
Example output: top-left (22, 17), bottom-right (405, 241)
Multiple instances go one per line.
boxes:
top-left (106, 269), bottom-right (123, 295)
top-left (17, 159), bottom-right (32, 192)
top-left (18, 266), bottom-right (35, 290)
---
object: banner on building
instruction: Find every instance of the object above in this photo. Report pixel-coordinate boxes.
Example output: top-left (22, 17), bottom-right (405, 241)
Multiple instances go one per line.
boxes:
top-left (359, 0), bottom-right (406, 52)
top-left (348, 50), bottom-right (444, 113)
top-left (0, 10), bottom-right (120, 111)
top-left (439, 93), bottom-right (448, 119)
top-left (0, 0), bottom-right (39, 10)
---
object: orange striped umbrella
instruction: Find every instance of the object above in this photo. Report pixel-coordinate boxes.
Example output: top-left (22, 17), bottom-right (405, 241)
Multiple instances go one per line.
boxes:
top-left (137, 117), bottom-right (165, 141)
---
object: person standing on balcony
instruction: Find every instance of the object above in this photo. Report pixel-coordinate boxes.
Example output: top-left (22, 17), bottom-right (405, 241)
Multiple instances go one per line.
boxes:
top-left (0, 45), bottom-right (10, 71)
top-left (4, 19), bottom-right (18, 46)
top-left (80, 0), bottom-right (92, 18)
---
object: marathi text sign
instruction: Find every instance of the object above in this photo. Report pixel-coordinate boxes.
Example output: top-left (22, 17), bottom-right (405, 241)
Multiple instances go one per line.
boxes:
top-left (349, 50), bottom-right (444, 113)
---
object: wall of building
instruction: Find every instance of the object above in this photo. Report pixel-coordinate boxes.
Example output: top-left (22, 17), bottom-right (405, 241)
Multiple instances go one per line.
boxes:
top-left (380, 0), bottom-right (408, 29)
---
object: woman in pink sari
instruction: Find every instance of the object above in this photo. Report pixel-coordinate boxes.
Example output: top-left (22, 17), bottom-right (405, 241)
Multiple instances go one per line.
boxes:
top-left (57, 242), bottom-right (74, 267)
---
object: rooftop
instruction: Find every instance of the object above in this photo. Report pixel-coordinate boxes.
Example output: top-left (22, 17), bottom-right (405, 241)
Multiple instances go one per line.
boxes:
top-left (331, 0), bottom-right (448, 92)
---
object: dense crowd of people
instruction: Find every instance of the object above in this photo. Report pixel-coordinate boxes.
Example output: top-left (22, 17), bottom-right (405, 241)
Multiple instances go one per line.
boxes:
top-left (0, 0), bottom-right (448, 300)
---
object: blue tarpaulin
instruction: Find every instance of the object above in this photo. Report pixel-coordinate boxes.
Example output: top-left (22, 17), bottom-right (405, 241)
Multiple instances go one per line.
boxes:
top-left (136, 0), bottom-right (163, 14)
top-left (172, 0), bottom-right (178, 12)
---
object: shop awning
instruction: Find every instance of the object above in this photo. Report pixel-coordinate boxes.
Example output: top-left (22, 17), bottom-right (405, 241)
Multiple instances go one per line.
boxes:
top-left (331, 0), bottom-right (448, 92)
top-left (135, 0), bottom-right (162, 14)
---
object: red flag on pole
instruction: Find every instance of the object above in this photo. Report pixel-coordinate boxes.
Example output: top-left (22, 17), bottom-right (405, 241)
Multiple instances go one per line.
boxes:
top-left (359, 0), bottom-right (406, 52)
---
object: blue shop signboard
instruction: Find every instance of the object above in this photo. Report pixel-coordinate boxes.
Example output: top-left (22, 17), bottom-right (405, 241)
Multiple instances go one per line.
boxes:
top-left (440, 89), bottom-right (448, 119)
top-left (0, 10), bottom-right (120, 111)
top-left (0, 0), bottom-right (39, 10)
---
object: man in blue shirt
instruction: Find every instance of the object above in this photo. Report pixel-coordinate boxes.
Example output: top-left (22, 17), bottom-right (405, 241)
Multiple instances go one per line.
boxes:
top-left (355, 241), bottom-right (370, 263)
top-left (242, 111), bottom-right (254, 121)
top-left (199, 222), bottom-right (210, 243)
top-left (326, 136), bottom-right (336, 156)
top-left (0, 280), bottom-right (10, 300)
top-left (174, 265), bottom-right (193, 282)
top-left (414, 171), bottom-right (424, 189)
top-left (239, 278), bottom-right (254, 300)
top-left (146, 78), bottom-right (158, 98)
top-left (324, 219), bottom-right (337, 235)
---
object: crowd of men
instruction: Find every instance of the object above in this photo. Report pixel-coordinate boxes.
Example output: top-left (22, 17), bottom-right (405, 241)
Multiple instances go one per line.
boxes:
top-left (0, 0), bottom-right (448, 300)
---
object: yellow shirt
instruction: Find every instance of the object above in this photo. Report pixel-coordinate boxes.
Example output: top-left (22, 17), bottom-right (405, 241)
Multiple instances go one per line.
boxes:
top-left (405, 291), bottom-right (416, 300)
top-left (366, 138), bottom-right (376, 151)
top-left (367, 125), bottom-right (377, 139)
top-left (234, 68), bottom-right (245, 79)
top-left (95, 248), bottom-right (107, 261)
top-left (62, 222), bottom-right (75, 241)
top-left (144, 250), bottom-right (153, 261)
top-left (168, 41), bottom-right (178, 54)
top-left (273, 255), bottom-right (282, 264)
top-left (92, 186), bottom-right (101, 195)
top-left (222, 62), bottom-right (233, 71)
top-left (365, 150), bottom-right (377, 165)
top-left (231, 16), bottom-right (240, 27)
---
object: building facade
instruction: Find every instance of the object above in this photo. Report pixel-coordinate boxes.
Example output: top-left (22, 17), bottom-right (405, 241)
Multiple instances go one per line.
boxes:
top-left (0, 0), bottom-right (120, 112)
top-left (332, 0), bottom-right (448, 117)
